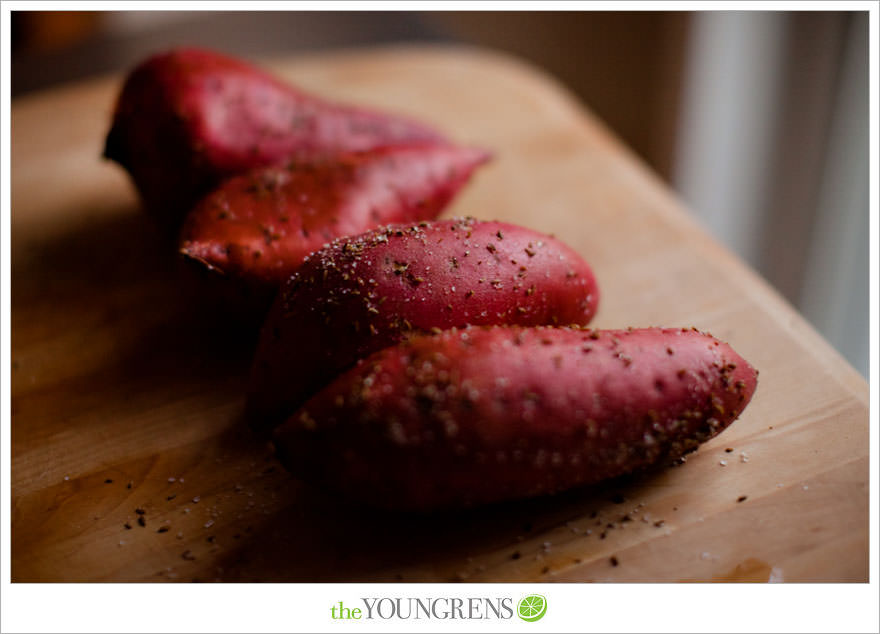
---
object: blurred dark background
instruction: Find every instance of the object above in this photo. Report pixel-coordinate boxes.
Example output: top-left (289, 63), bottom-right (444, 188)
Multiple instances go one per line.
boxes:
top-left (11, 10), bottom-right (868, 375)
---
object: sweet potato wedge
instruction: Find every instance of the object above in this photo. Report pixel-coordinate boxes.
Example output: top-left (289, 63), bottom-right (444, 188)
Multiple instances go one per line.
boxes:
top-left (274, 326), bottom-right (758, 511)
top-left (104, 48), bottom-right (449, 227)
top-left (247, 218), bottom-right (599, 429)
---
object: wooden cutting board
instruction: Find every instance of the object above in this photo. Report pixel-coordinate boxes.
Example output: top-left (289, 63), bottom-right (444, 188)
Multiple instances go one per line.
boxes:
top-left (11, 45), bottom-right (868, 582)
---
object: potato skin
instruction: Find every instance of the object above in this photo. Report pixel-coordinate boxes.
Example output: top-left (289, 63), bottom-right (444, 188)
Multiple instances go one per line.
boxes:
top-left (274, 326), bottom-right (758, 511)
top-left (103, 48), bottom-right (447, 228)
top-left (247, 218), bottom-right (600, 429)
top-left (179, 145), bottom-right (490, 295)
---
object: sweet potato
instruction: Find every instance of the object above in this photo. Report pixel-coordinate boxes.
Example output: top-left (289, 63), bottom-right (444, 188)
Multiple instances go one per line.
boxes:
top-left (179, 145), bottom-right (491, 295)
top-left (247, 218), bottom-right (600, 429)
top-left (103, 48), bottom-right (449, 227)
top-left (274, 326), bottom-right (757, 511)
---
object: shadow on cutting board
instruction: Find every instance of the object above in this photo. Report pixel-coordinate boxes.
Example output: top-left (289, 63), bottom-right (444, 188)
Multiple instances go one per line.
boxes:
top-left (198, 438), bottom-right (667, 583)
top-left (11, 205), bottom-right (259, 453)
top-left (11, 206), bottom-right (261, 386)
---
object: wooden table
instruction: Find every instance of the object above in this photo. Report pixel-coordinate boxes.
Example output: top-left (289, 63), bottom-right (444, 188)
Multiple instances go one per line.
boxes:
top-left (11, 45), bottom-right (868, 582)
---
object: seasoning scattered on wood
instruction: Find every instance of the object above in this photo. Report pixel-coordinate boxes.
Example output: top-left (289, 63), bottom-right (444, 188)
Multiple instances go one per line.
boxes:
top-left (181, 550), bottom-right (196, 561)
top-left (104, 479), bottom-right (113, 484)
top-left (511, 551), bottom-right (521, 560)
top-left (725, 447), bottom-right (733, 453)
top-left (123, 522), bottom-right (132, 530)
top-left (610, 556), bottom-right (619, 567)
top-left (157, 526), bottom-right (170, 533)
top-left (137, 516), bottom-right (146, 527)
top-left (167, 494), bottom-right (177, 501)
top-left (737, 495), bottom-right (748, 503)
top-left (126, 481), bottom-right (133, 489)
top-left (135, 508), bottom-right (145, 515)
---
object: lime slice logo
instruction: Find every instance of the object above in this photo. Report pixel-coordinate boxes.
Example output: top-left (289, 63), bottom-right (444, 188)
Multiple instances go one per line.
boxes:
top-left (517, 594), bottom-right (547, 622)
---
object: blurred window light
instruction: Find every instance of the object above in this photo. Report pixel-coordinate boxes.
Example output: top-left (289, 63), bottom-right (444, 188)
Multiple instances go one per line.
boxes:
top-left (674, 11), bottom-right (868, 376)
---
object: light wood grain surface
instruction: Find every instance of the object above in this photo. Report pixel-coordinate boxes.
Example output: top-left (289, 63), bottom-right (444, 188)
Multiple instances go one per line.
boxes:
top-left (11, 45), bottom-right (868, 582)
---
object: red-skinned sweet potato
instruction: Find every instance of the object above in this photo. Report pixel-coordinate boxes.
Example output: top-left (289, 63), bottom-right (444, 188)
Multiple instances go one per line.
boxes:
top-left (179, 145), bottom-right (490, 294)
top-left (247, 218), bottom-right (600, 429)
top-left (274, 326), bottom-right (758, 511)
top-left (104, 48), bottom-right (449, 228)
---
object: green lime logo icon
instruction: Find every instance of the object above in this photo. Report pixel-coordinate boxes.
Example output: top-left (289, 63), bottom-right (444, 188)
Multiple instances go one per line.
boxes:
top-left (517, 594), bottom-right (547, 622)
